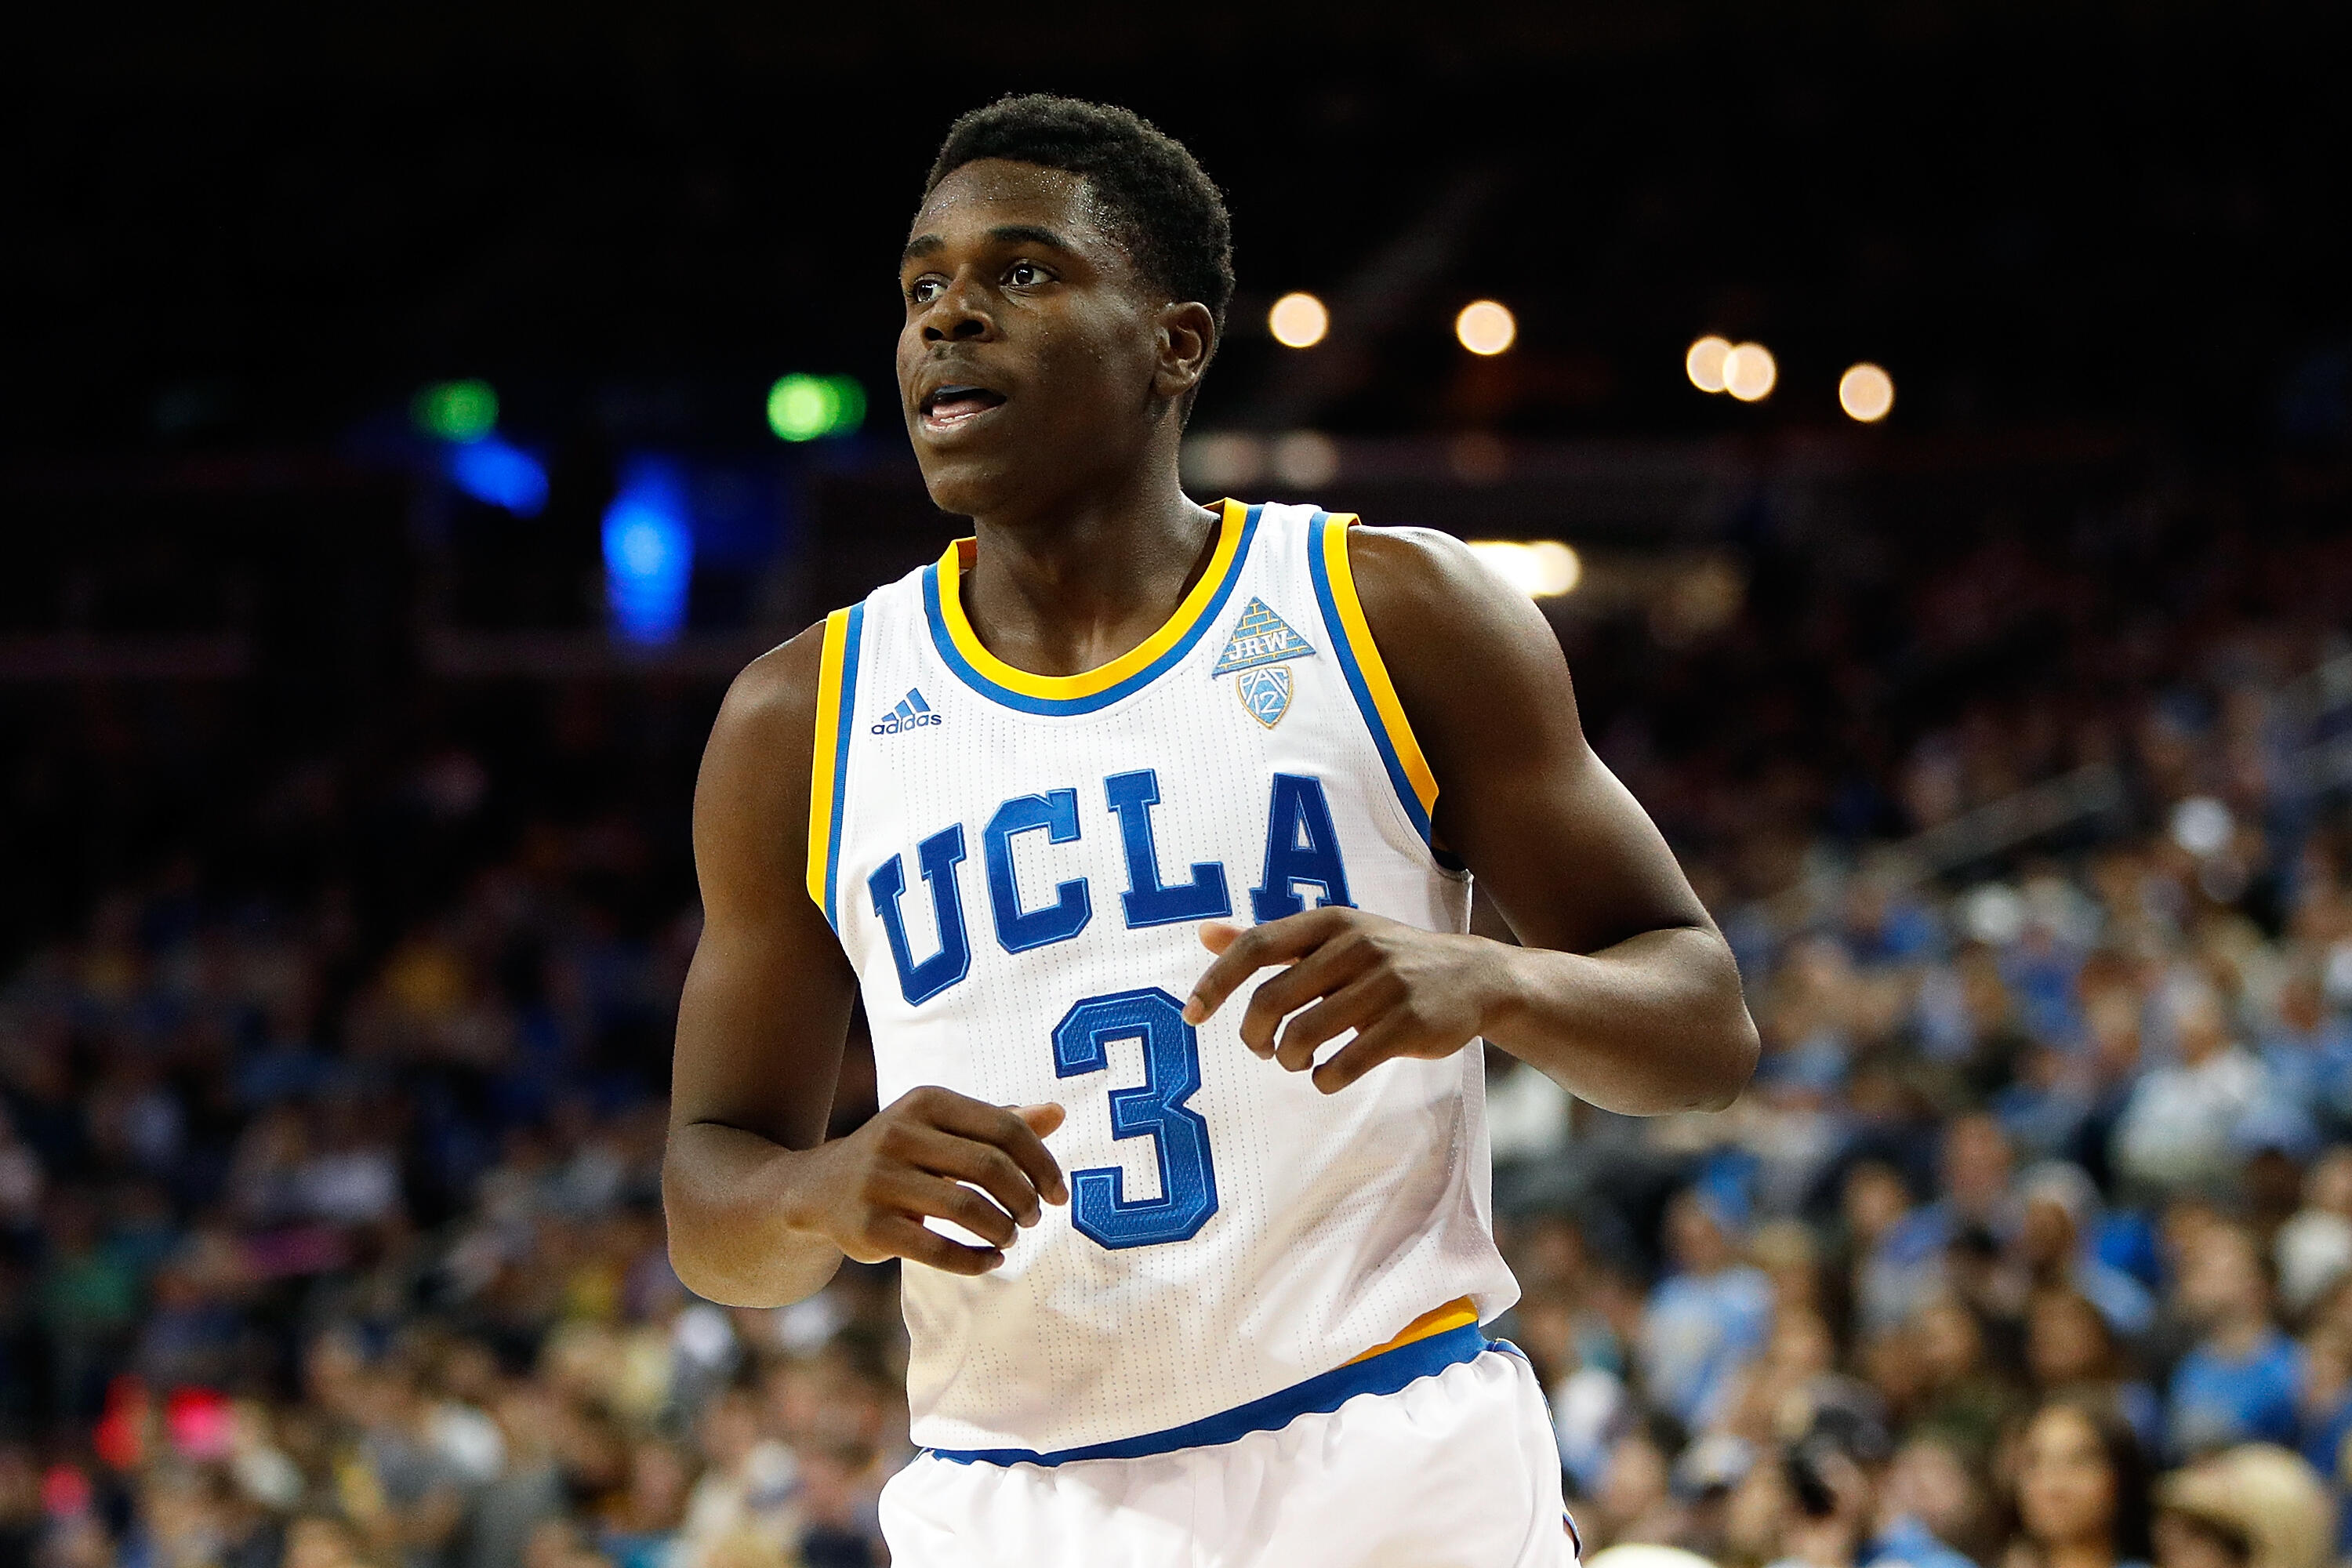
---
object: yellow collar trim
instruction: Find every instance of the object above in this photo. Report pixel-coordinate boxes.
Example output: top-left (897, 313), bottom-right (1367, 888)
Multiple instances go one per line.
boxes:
top-left (934, 499), bottom-right (1247, 701)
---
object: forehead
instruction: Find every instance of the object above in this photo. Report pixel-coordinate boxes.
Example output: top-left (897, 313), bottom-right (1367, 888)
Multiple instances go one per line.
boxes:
top-left (907, 158), bottom-right (1121, 256)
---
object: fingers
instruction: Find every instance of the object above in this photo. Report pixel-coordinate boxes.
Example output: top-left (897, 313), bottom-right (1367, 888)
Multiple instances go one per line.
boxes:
top-left (914, 1174), bottom-right (1022, 1249)
top-left (1270, 974), bottom-right (1391, 1073)
top-left (1241, 942), bottom-right (1378, 1058)
top-left (1197, 920), bottom-right (1244, 955)
top-left (907, 1126), bottom-right (1049, 1229)
top-left (1308, 1015), bottom-right (1417, 1095)
top-left (1183, 910), bottom-right (1342, 1025)
top-left (924, 1090), bottom-right (1069, 1206)
top-left (1015, 1102), bottom-right (1066, 1139)
top-left (870, 1214), bottom-right (1004, 1276)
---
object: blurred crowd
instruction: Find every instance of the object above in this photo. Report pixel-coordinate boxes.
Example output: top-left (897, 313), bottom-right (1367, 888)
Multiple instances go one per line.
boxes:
top-left (9, 746), bottom-right (2350, 1568)
top-left (0, 452), bottom-right (2347, 1567)
top-left (1495, 787), bottom-right (2352, 1568)
top-left (0, 810), bottom-right (913, 1568)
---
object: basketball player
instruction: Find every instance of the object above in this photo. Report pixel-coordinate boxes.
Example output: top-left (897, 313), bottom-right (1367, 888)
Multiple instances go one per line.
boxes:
top-left (664, 95), bottom-right (1759, 1566)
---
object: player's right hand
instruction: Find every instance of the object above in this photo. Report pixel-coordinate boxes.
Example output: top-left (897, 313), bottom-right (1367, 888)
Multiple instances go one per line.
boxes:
top-left (795, 1087), bottom-right (1068, 1276)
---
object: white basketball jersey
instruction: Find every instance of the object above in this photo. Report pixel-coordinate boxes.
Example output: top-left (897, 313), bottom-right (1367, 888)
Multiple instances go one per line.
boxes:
top-left (803, 500), bottom-right (1519, 1461)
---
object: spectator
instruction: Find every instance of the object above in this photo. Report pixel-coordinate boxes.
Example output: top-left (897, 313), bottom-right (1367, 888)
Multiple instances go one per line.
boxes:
top-left (2272, 1150), bottom-right (2352, 1318)
top-left (1907, 1293), bottom-right (2024, 1469)
top-left (2152, 1445), bottom-right (2334, 1568)
top-left (1867, 1115), bottom-right (2018, 1333)
top-left (1772, 1395), bottom-right (1976, 1568)
top-left (2257, 972), bottom-right (2352, 1138)
top-left (2016, 1162), bottom-right (2158, 1341)
top-left (2003, 1395), bottom-right (2154, 1568)
top-left (2027, 1289), bottom-right (2165, 1450)
top-left (1640, 1189), bottom-right (1773, 1432)
top-left (2166, 1227), bottom-right (2304, 1458)
top-left (2112, 990), bottom-right (2270, 1196)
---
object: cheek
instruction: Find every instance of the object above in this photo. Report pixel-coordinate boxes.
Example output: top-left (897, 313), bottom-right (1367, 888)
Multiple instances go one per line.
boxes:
top-left (1031, 303), bottom-right (1157, 390)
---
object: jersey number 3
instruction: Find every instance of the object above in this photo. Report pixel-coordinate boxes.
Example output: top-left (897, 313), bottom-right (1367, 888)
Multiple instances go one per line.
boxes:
top-left (1051, 988), bottom-right (1220, 1249)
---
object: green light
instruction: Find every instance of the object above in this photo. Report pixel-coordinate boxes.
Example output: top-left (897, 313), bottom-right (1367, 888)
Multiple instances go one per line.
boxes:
top-left (413, 379), bottom-right (499, 443)
top-left (767, 375), bottom-right (866, 442)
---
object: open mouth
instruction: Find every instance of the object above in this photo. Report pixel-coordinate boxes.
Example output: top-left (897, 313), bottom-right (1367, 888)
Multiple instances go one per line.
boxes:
top-left (919, 384), bottom-right (1007, 432)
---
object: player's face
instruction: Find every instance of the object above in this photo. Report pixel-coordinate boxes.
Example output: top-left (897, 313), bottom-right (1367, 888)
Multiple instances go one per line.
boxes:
top-left (898, 159), bottom-right (1172, 518)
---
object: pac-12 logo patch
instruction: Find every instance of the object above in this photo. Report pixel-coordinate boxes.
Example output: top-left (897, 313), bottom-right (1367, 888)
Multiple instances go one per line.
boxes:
top-left (1236, 666), bottom-right (1293, 728)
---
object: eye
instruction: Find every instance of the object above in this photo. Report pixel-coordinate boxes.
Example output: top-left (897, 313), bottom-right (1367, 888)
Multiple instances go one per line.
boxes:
top-left (1005, 260), bottom-right (1048, 288)
top-left (908, 276), bottom-right (944, 305)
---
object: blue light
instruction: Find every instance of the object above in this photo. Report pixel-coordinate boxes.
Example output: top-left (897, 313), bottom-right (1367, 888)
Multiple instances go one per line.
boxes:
top-left (602, 458), bottom-right (695, 645)
top-left (448, 436), bottom-right (550, 515)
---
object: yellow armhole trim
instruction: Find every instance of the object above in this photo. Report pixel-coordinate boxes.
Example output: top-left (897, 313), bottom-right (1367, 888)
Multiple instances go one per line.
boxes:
top-left (935, 498), bottom-right (1247, 699)
top-left (804, 608), bottom-right (852, 913)
top-left (1345, 1295), bottom-right (1480, 1366)
top-left (1319, 517), bottom-right (1441, 824)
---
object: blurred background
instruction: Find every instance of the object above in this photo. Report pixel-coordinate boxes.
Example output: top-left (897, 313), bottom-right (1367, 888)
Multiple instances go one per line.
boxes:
top-left (5, 5), bottom-right (2352, 1566)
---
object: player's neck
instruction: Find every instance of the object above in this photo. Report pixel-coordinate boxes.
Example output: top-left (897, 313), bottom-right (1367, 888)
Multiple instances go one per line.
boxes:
top-left (959, 468), bottom-right (1220, 679)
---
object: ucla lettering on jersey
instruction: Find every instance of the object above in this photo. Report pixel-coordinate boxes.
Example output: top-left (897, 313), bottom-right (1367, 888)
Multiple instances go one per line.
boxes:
top-left (803, 501), bottom-right (1519, 1461)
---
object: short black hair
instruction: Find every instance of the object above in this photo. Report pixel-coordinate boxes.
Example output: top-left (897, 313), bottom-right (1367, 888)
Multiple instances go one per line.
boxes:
top-left (924, 94), bottom-right (1236, 339)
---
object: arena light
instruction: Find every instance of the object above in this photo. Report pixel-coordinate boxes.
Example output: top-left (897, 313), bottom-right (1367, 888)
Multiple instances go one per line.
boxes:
top-left (603, 458), bottom-right (694, 645)
top-left (1455, 300), bottom-right (1517, 356)
top-left (412, 379), bottom-right (498, 443)
top-left (1722, 342), bottom-right (1777, 402)
top-left (448, 435), bottom-right (549, 516)
top-left (767, 374), bottom-right (866, 442)
top-left (1838, 362), bottom-right (1896, 423)
top-left (1686, 336), bottom-right (1732, 394)
top-left (1467, 539), bottom-right (1581, 598)
top-left (1268, 292), bottom-right (1329, 349)
top-left (1270, 430), bottom-right (1340, 488)
top-left (1181, 432), bottom-right (1265, 489)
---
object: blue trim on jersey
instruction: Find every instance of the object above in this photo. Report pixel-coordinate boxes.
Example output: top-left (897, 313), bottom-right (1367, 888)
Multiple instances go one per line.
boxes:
top-left (921, 1322), bottom-right (1491, 1468)
top-left (822, 603), bottom-right (865, 931)
top-left (1304, 511), bottom-right (1435, 845)
top-left (920, 506), bottom-right (1263, 716)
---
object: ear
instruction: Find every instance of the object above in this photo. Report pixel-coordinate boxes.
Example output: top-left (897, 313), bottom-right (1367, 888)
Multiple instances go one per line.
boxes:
top-left (1152, 300), bottom-right (1218, 403)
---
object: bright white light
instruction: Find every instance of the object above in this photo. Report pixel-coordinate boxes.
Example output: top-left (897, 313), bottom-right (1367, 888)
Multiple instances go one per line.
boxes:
top-left (1962, 883), bottom-right (2026, 946)
top-left (1722, 342), bottom-right (1777, 402)
top-left (1268, 292), bottom-right (1330, 349)
top-left (1455, 300), bottom-right (1517, 356)
top-left (1468, 539), bottom-right (1581, 598)
top-left (1686, 336), bottom-right (1732, 394)
top-left (2171, 797), bottom-right (2234, 858)
top-left (1839, 362), bottom-right (1895, 423)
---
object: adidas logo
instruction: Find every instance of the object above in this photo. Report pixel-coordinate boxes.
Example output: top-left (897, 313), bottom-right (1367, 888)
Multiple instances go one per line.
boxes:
top-left (871, 688), bottom-right (943, 735)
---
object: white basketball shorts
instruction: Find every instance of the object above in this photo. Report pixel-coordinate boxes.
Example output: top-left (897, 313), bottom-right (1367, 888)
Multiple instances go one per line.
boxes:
top-left (880, 1341), bottom-right (1575, 1568)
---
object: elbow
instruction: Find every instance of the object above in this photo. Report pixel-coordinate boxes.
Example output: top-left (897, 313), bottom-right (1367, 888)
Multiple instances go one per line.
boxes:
top-left (662, 1171), bottom-right (768, 1308)
top-left (661, 1174), bottom-right (837, 1309)
top-left (662, 1192), bottom-right (742, 1305)
top-left (1686, 1009), bottom-right (1761, 1112)
top-left (1679, 935), bottom-right (1760, 1112)
top-left (664, 1233), bottom-right (735, 1308)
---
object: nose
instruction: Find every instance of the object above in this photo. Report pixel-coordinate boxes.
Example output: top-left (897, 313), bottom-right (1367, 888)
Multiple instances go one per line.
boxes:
top-left (920, 275), bottom-right (993, 343)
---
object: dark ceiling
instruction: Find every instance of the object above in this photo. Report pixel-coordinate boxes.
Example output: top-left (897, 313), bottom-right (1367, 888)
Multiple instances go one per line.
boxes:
top-left (9, 2), bottom-right (2349, 456)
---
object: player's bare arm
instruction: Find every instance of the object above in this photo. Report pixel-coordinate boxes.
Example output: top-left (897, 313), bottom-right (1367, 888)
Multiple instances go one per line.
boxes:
top-left (662, 632), bottom-right (1069, 1308)
top-left (1186, 526), bottom-right (1759, 1112)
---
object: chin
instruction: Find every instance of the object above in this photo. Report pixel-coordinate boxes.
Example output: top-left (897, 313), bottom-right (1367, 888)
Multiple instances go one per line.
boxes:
top-left (913, 452), bottom-right (1011, 521)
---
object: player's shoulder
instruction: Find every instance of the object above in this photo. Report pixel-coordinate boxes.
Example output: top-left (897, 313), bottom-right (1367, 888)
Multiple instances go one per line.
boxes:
top-left (710, 618), bottom-right (833, 762)
top-left (1338, 520), bottom-right (1551, 664)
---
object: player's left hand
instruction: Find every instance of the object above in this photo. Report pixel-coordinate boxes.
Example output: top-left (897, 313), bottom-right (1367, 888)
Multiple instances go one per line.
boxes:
top-left (1182, 909), bottom-right (1512, 1094)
